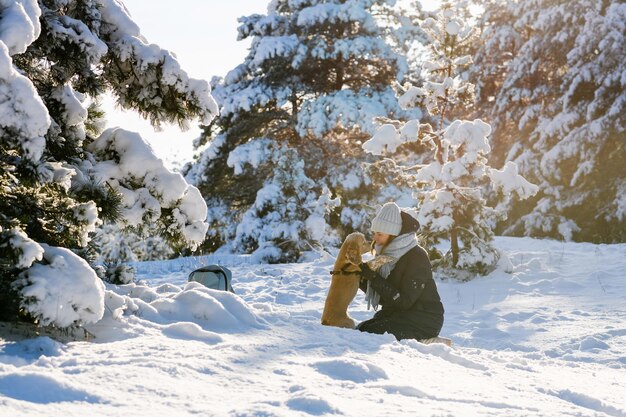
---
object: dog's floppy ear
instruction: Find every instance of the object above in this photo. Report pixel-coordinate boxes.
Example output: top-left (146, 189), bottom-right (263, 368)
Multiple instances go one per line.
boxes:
top-left (345, 240), bottom-right (362, 265)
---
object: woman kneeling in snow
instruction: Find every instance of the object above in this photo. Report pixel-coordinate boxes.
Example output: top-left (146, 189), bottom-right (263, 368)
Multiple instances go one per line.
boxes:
top-left (358, 202), bottom-right (444, 341)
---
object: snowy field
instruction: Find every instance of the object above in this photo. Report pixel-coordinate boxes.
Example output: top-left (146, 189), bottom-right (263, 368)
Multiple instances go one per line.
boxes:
top-left (1, 236), bottom-right (625, 417)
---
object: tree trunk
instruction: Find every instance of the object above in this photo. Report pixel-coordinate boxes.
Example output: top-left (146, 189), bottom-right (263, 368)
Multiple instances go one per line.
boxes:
top-left (335, 54), bottom-right (344, 90)
top-left (451, 211), bottom-right (459, 267)
top-left (291, 91), bottom-right (298, 118)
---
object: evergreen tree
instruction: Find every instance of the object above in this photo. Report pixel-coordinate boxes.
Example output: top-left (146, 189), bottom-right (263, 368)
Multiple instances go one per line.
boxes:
top-left (185, 0), bottom-right (417, 260)
top-left (470, 0), bottom-right (626, 242)
top-left (0, 0), bottom-right (217, 326)
top-left (228, 139), bottom-right (340, 261)
top-left (365, 2), bottom-right (538, 277)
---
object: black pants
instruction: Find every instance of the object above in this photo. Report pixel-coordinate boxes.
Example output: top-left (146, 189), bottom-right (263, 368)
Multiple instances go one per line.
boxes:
top-left (357, 311), bottom-right (443, 341)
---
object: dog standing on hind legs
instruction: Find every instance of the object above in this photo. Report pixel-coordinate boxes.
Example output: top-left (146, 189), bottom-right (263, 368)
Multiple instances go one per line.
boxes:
top-left (321, 232), bottom-right (371, 329)
top-left (321, 233), bottom-right (396, 329)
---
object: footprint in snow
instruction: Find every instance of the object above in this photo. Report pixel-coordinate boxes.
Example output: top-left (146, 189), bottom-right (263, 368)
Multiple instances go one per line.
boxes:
top-left (312, 358), bottom-right (388, 383)
top-left (539, 388), bottom-right (626, 417)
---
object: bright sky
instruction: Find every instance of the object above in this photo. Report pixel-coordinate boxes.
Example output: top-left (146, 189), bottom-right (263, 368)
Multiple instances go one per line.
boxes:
top-left (105, 0), bottom-right (439, 169)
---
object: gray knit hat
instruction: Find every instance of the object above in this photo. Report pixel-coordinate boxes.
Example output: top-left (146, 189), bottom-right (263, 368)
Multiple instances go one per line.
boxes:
top-left (370, 202), bottom-right (402, 236)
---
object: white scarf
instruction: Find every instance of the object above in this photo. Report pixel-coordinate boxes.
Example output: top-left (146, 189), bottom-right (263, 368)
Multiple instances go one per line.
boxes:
top-left (365, 233), bottom-right (419, 310)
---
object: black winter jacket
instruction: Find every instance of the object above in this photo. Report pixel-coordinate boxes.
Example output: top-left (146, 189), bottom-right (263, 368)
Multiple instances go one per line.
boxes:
top-left (359, 211), bottom-right (444, 335)
top-left (360, 244), bottom-right (444, 318)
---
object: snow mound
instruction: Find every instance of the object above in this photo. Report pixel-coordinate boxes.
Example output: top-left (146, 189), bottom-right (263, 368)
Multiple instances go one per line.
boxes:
top-left (312, 358), bottom-right (388, 382)
top-left (579, 336), bottom-right (610, 352)
top-left (107, 281), bottom-right (268, 335)
top-left (285, 393), bottom-right (339, 415)
top-left (0, 336), bottom-right (65, 364)
top-left (176, 282), bottom-right (266, 331)
top-left (161, 322), bottom-right (223, 344)
top-left (0, 373), bottom-right (105, 404)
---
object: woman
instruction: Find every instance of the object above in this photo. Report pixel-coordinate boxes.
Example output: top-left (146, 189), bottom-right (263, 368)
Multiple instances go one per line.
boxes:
top-left (358, 202), bottom-right (444, 341)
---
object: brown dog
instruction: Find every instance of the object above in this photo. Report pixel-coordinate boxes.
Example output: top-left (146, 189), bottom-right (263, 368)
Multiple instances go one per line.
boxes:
top-left (321, 232), bottom-right (371, 329)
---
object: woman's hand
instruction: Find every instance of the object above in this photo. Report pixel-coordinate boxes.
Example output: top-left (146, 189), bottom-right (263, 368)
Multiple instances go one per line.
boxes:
top-left (359, 263), bottom-right (378, 281)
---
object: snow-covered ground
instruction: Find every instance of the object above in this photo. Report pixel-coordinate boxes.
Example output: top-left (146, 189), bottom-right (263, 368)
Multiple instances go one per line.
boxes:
top-left (1, 237), bottom-right (625, 416)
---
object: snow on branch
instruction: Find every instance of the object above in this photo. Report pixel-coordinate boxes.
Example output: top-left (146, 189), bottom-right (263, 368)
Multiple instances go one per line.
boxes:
top-left (296, 2), bottom-right (376, 32)
top-left (87, 128), bottom-right (209, 250)
top-left (15, 244), bottom-right (106, 327)
top-left (297, 88), bottom-right (410, 137)
top-left (489, 161), bottom-right (539, 200)
top-left (99, 0), bottom-right (218, 127)
top-left (6, 227), bottom-right (44, 269)
top-left (362, 120), bottom-right (419, 155)
top-left (444, 119), bottom-right (491, 156)
top-left (217, 81), bottom-right (292, 118)
top-left (0, 42), bottom-right (50, 161)
top-left (0, 0), bottom-right (41, 55)
top-left (227, 138), bottom-right (275, 175)
top-left (44, 6), bottom-right (108, 62)
top-left (252, 35), bottom-right (300, 65)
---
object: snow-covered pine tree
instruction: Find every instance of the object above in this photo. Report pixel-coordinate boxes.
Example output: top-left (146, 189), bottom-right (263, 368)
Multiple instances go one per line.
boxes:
top-left (184, 0), bottom-right (417, 260)
top-left (0, 0), bottom-right (217, 326)
top-left (470, 0), bottom-right (626, 242)
top-left (364, 2), bottom-right (538, 277)
top-left (227, 139), bottom-right (340, 261)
